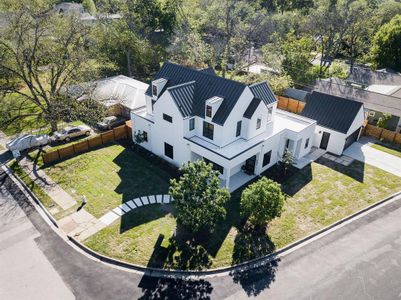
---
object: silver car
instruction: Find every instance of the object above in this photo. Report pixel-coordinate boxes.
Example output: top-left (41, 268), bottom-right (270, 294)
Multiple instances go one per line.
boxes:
top-left (53, 125), bottom-right (91, 142)
top-left (6, 134), bottom-right (50, 157)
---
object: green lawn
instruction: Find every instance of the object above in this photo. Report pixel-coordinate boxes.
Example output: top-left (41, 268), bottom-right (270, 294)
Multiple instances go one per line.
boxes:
top-left (371, 143), bottom-right (401, 159)
top-left (41, 143), bottom-right (171, 218)
top-left (83, 156), bottom-right (401, 270)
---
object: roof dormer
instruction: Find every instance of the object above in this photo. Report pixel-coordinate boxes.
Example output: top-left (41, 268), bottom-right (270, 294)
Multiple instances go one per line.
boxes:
top-left (151, 78), bottom-right (168, 99)
top-left (205, 96), bottom-right (224, 120)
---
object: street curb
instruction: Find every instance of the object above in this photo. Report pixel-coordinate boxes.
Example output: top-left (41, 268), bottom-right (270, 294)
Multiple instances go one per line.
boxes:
top-left (4, 161), bottom-right (401, 276)
top-left (68, 189), bottom-right (401, 277)
top-left (1, 164), bottom-right (58, 228)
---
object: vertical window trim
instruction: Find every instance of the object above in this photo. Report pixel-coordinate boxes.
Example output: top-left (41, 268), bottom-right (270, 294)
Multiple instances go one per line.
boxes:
top-left (164, 142), bottom-right (174, 159)
top-left (262, 150), bottom-right (272, 167)
top-left (256, 118), bottom-right (261, 130)
top-left (236, 121), bottom-right (242, 137)
top-left (206, 105), bottom-right (212, 118)
top-left (189, 118), bottom-right (195, 131)
top-left (203, 121), bottom-right (214, 140)
top-left (305, 138), bottom-right (309, 149)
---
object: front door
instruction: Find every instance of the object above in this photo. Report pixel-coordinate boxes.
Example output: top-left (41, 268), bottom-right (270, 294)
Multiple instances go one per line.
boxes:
top-left (320, 132), bottom-right (330, 150)
top-left (244, 155), bottom-right (256, 175)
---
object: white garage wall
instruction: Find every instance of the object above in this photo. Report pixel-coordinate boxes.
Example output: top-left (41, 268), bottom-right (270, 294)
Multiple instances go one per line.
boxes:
top-left (313, 126), bottom-right (346, 155)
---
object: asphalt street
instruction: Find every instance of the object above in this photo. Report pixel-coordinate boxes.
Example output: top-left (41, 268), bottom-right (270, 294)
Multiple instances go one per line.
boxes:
top-left (1, 173), bottom-right (401, 300)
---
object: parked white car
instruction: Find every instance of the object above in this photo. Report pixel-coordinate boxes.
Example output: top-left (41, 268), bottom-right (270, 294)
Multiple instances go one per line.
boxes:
top-left (53, 125), bottom-right (91, 142)
top-left (6, 134), bottom-right (50, 158)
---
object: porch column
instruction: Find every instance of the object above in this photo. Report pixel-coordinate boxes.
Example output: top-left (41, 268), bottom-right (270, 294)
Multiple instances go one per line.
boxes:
top-left (225, 167), bottom-right (231, 189)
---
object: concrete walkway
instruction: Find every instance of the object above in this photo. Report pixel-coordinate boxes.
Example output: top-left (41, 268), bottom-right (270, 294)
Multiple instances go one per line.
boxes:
top-left (19, 157), bottom-right (77, 211)
top-left (344, 138), bottom-right (401, 177)
top-left (294, 147), bottom-right (326, 169)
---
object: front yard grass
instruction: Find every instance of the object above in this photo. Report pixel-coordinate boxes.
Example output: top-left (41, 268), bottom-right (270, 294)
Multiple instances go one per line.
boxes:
top-left (371, 143), bottom-right (401, 159)
top-left (83, 157), bottom-right (401, 270)
top-left (41, 143), bottom-right (171, 218)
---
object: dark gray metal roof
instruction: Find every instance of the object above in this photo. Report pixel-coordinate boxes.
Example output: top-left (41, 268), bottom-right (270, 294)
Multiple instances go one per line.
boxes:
top-left (167, 81), bottom-right (195, 118)
top-left (199, 67), bottom-right (216, 76)
top-left (243, 98), bottom-right (261, 119)
top-left (249, 82), bottom-right (277, 105)
top-left (301, 91), bottom-right (363, 134)
top-left (284, 88), bottom-right (309, 102)
top-left (146, 62), bottom-right (247, 125)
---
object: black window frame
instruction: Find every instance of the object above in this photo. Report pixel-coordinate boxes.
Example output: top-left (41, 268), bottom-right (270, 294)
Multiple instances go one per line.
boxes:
top-left (152, 85), bottom-right (158, 96)
top-left (305, 138), bottom-right (309, 149)
top-left (143, 131), bottom-right (148, 142)
top-left (189, 118), bottom-right (195, 131)
top-left (262, 150), bottom-right (272, 167)
top-left (163, 113), bottom-right (173, 123)
top-left (206, 105), bottom-right (212, 118)
top-left (236, 121), bottom-right (242, 137)
top-left (256, 118), bottom-right (261, 129)
top-left (285, 139), bottom-right (290, 149)
top-left (151, 100), bottom-right (156, 111)
top-left (164, 142), bottom-right (174, 159)
top-left (203, 121), bottom-right (214, 140)
top-left (204, 158), bottom-right (224, 174)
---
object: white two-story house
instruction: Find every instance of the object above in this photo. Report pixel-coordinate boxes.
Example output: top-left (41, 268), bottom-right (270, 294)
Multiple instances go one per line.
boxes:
top-left (131, 62), bottom-right (317, 191)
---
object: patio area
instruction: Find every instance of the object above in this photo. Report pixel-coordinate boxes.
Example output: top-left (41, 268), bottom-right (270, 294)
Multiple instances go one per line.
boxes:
top-left (220, 171), bottom-right (256, 192)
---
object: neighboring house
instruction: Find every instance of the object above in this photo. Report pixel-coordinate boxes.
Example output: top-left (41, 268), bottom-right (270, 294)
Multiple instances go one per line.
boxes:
top-left (312, 67), bottom-right (401, 132)
top-left (91, 75), bottom-right (149, 118)
top-left (301, 92), bottom-right (365, 155)
top-left (131, 62), bottom-right (317, 191)
top-left (52, 2), bottom-right (121, 22)
top-left (284, 88), bottom-right (309, 102)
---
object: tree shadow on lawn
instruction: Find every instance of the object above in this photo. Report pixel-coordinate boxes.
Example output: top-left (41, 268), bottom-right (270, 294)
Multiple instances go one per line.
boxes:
top-left (314, 156), bottom-right (365, 183)
top-left (137, 275), bottom-right (213, 300)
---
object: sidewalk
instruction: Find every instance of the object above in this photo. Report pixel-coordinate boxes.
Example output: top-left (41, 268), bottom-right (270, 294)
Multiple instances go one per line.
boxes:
top-left (19, 157), bottom-right (77, 210)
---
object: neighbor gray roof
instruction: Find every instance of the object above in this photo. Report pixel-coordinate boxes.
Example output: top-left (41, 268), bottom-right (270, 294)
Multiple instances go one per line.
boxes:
top-left (284, 88), bottom-right (309, 102)
top-left (146, 62), bottom-right (248, 125)
top-left (249, 82), bottom-right (277, 105)
top-left (313, 78), bottom-right (401, 117)
top-left (301, 91), bottom-right (363, 134)
top-left (347, 67), bottom-right (401, 86)
top-left (243, 98), bottom-right (261, 119)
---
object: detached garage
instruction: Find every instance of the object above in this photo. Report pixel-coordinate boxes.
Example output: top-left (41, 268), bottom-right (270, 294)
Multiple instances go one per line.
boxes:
top-left (301, 92), bottom-right (365, 155)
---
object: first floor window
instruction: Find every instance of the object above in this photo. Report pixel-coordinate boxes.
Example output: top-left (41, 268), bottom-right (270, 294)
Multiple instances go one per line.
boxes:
top-left (236, 121), bottom-right (242, 137)
top-left (262, 150), bottom-right (272, 167)
top-left (204, 158), bottom-right (224, 174)
top-left (203, 121), bottom-right (214, 140)
top-left (143, 131), bottom-right (148, 142)
top-left (305, 138), bottom-right (309, 149)
top-left (285, 139), bottom-right (290, 149)
top-left (256, 118), bottom-right (261, 129)
top-left (164, 142), bottom-right (173, 159)
top-left (189, 118), bottom-right (195, 131)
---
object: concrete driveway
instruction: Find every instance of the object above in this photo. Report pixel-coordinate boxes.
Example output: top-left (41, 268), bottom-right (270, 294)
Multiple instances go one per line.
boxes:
top-left (344, 138), bottom-right (401, 177)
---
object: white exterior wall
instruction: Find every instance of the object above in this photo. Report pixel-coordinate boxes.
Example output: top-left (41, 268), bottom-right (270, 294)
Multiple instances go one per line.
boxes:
top-left (313, 126), bottom-right (346, 155)
top-left (346, 106), bottom-right (365, 136)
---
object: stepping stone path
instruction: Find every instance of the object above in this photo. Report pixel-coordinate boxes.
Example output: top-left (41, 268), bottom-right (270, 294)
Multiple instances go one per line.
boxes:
top-left (98, 194), bottom-right (174, 227)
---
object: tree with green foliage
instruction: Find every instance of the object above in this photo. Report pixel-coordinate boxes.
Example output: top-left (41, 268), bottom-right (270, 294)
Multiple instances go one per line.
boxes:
top-left (280, 149), bottom-right (294, 175)
top-left (371, 15), bottom-right (401, 71)
top-left (377, 113), bottom-right (392, 128)
top-left (0, 7), bottom-right (104, 132)
top-left (82, 0), bottom-right (97, 15)
top-left (169, 160), bottom-right (230, 233)
top-left (240, 177), bottom-right (285, 227)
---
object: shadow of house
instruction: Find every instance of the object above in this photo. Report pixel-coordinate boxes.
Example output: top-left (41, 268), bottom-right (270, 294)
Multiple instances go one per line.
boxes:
top-left (112, 147), bottom-right (173, 234)
top-left (315, 156), bottom-right (365, 183)
top-left (138, 276), bottom-right (213, 300)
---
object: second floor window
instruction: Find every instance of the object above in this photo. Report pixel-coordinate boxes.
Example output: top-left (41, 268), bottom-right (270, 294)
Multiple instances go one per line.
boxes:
top-left (203, 121), bottom-right (214, 140)
top-left (305, 138), bottom-right (310, 149)
top-left (256, 118), bottom-right (261, 129)
top-left (206, 105), bottom-right (212, 118)
top-left (189, 118), bottom-right (195, 131)
top-left (236, 121), bottom-right (242, 137)
top-left (267, 107), bottom-right (273, 122)
top-left (152, 85), bottom-right (158, 96)
top-left (163, 113), bottom-right (173, 123)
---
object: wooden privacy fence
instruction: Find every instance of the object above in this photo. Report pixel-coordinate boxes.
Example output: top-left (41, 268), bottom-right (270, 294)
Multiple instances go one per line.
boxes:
top-left (42, 122), bottom-right (132, 164)
top-left (277, 96), bottom-right (305, 114)
top-left (363, 124), bottom-right (401, 145)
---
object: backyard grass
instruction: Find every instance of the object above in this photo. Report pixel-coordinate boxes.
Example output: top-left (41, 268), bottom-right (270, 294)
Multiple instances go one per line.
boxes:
top-left (371, 143), bottom-right (401, 159)
top-left (83, 157), bottom-right (401, 270)
top-left (41, 143), bottom-right (171, 218)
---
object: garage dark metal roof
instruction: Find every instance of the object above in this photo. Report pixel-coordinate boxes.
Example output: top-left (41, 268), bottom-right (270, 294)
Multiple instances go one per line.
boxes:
top-left (301, 91), bottom-right (363, 134)
top-left (243, 98), bottom-right (261, 119)
top-left (249, 82), bottom-right (277, 105)
top-left (145, 62), bottom-right (247, 125)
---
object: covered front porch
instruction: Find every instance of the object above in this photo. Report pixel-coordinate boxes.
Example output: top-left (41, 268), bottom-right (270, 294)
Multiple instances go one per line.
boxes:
top-left (220, 171), bottom-right (257, 192)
